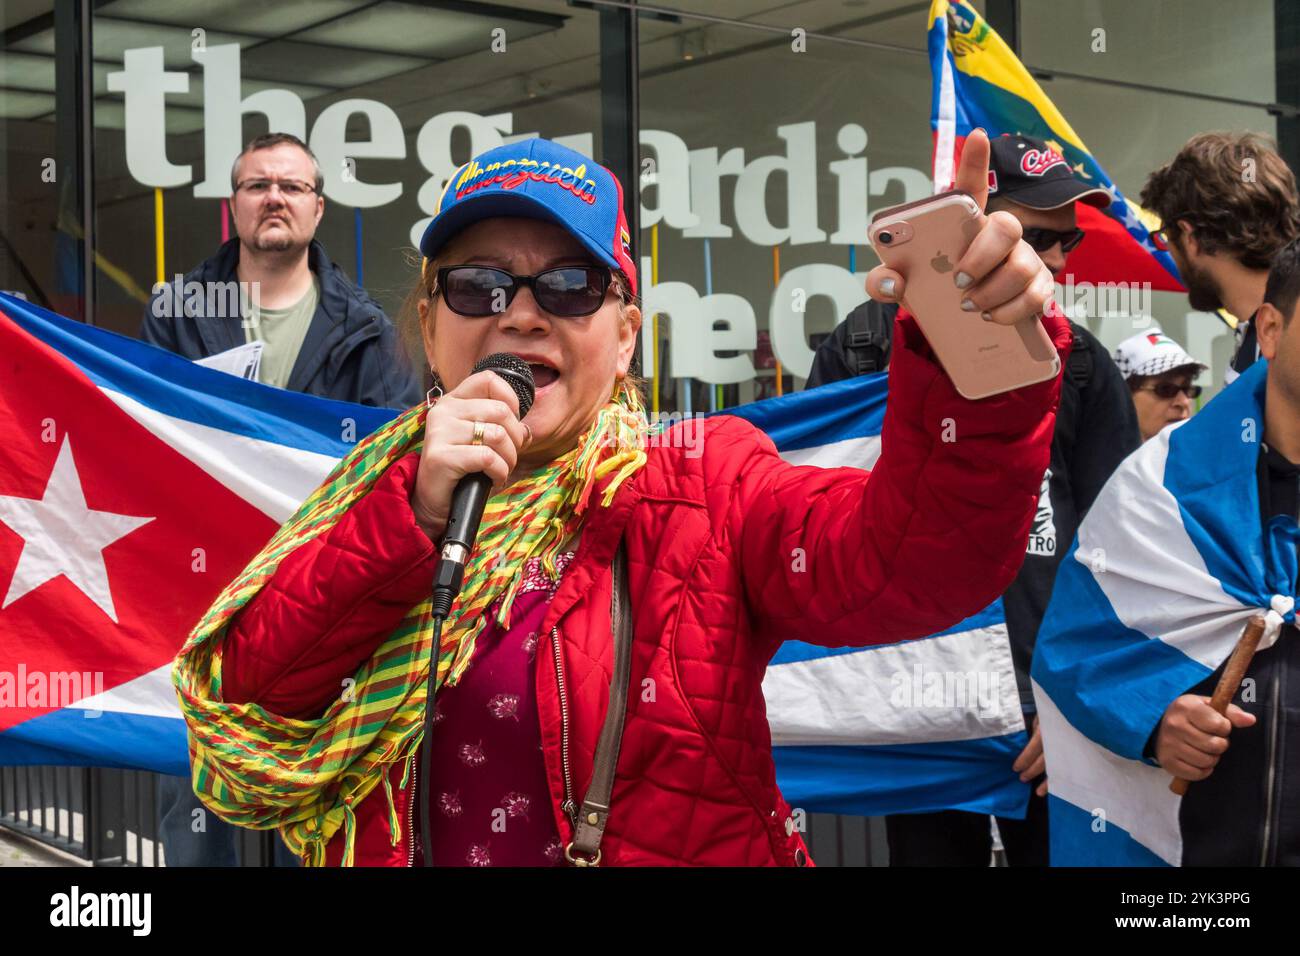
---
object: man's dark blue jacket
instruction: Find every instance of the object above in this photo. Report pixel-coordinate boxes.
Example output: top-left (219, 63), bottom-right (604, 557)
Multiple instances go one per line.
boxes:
top-left (140, 238), bottom-right (422, 410)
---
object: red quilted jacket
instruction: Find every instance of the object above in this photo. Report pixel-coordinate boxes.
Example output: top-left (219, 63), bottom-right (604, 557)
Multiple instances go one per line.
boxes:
top-left (218, 310), bottom-right (1071, 866)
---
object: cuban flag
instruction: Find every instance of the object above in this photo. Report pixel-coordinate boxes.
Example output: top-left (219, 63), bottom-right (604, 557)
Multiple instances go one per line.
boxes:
top-left (0, 293), bottom-right (392, 775)
top-left (727, 374), bottom-right (1032, 819)
top-left (1032, 358), bottom-right (1296, 865)
top-left (2, 294), bottom-right (1027, 821)
top-left (928, 0), bottom-right (1184, 294)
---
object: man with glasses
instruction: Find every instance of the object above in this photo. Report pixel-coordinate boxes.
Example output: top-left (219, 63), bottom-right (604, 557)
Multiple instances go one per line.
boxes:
top-left (142, 133), bottom-right (420, 867)
top-left (1140, 132), bottom-right (1300, 384)
top-left (1113, 328), bottom-right (1207, 442)
top-left (809, 132), bottom-right (1097, 386)
top-left (811, 133), bottom-right (1141, 865)
top-left (141, 132), bottom-right (420, 407)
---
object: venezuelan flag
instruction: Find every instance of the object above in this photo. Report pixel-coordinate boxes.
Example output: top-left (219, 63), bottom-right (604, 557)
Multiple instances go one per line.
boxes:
top-left (928, 0), bottom-right (1184, 293)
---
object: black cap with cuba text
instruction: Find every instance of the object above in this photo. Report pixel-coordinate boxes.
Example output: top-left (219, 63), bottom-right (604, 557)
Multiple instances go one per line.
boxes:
top-left (987, 133), bottom-right (1112, 210)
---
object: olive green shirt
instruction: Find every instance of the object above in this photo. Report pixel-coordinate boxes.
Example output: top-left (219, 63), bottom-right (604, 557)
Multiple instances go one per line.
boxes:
top-left (242, 276), bottom-right (319, 390)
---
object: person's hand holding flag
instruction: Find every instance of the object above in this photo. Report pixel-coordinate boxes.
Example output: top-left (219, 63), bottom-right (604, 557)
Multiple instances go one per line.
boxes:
top-left (1155, 694), bottom-right (1257, 782)
top-left (1013, 714), bottom-right (1048, 797)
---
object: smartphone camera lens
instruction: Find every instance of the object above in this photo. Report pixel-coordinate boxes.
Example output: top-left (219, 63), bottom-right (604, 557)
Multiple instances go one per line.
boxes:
top-left (879, 231), bottom-right (893, 244)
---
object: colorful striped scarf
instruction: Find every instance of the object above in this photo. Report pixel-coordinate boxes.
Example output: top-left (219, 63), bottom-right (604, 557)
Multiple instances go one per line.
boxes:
top-left (173, 381), bottom-right (648, 865)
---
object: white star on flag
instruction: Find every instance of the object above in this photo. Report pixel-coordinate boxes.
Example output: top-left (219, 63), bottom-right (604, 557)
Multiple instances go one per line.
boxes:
top-left (0, 436), bottom-right (154, 623)
top-left (1120, 201), bottom-right (1143, 232)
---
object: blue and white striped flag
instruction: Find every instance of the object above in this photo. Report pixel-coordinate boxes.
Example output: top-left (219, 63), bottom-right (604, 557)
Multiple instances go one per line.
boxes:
top-left (1032, 357), bottom-right (1297, 865)
top-left (725, 373), bottom-right (1032, 820)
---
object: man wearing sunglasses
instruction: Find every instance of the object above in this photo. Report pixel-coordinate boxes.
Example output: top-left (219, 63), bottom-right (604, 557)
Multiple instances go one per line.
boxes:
top-left (811, 133), bottom-right (1141, 866)
top-left (1113, 328), bottom-right (1207, 441)
top-left (810, 134), bottom-right (1103, 387)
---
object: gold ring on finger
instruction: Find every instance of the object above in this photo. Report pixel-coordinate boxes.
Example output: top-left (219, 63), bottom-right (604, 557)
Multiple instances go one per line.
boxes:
top-left (471, 420), bottom-right (487, 445)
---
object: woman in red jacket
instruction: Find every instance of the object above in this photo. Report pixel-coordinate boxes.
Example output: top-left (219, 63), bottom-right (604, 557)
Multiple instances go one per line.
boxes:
top-left (174, 132), bottom-right (1068, 867)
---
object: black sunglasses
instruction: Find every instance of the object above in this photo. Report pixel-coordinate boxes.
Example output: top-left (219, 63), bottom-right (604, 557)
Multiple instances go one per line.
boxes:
top-left (1022, 227), bottom-right (1086, 254)
top-left (435, 265), bottom-right (613, 318)
top-left (1139, 381), bottom-right (1202, 400)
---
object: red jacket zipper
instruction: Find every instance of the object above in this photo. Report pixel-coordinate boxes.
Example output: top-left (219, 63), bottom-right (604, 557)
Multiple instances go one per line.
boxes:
top-left (550, 625), bottom-right (577, 824)
top-left (406, 626), bottom-right (573, 866)
top-left (405, 753), bottom-right (418, 867)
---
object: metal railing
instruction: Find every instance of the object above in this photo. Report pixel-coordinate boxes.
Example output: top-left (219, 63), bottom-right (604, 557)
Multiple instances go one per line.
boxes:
top-left (0, 765), bottom-right (90, 860)
top-left (3, 764), bottom-right (890, 866)
top-left (0, 766), bottom-right (273, 866)
top-left (804, 812), bottom-right (891, 866)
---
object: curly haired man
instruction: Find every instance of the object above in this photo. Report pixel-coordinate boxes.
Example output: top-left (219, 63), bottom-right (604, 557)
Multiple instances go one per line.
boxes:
top-left (1140, 132), bottom-right (1300, 384)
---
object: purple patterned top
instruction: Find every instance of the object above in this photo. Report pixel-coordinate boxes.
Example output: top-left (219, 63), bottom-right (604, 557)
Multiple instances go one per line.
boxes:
top-left (424, 552), bottom-right (574, 867)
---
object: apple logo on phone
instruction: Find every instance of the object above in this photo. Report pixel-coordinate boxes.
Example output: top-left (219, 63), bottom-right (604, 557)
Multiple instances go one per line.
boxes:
top-left (931, 251), bottom-right (954, 273)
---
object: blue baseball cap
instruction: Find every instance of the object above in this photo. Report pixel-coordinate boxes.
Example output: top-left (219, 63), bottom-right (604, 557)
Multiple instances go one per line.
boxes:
top-left (420, 138), bottom-right (637, 296)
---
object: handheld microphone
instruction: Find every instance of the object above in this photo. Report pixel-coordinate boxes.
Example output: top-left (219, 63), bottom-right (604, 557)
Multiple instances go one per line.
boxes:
top-left (421, 352), bottom-right (533, 867)
top-left (430, 352), bottom-right (535, 618)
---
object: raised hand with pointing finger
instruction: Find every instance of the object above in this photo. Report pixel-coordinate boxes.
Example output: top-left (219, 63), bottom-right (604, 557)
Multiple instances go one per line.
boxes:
top-left (866, 128), bottom-right (1059, 327)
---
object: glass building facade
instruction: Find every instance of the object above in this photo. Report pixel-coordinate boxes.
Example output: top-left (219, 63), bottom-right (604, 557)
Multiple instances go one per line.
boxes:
top-left (2, 0), bottom-right (1298, 411)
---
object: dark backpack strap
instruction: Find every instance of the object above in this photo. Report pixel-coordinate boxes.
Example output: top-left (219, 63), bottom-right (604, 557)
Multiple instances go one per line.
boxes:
top-left (1065, 322), bottom-right (1094, 390)
top-left (843, 301), bottom-right (894, 376)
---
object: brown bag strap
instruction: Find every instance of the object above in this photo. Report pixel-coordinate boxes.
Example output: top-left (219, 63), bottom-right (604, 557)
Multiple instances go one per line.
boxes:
top-left (565, 539), bottom-right (633, 867)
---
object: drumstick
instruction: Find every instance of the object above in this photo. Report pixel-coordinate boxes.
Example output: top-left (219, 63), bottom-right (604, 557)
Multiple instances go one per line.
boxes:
top-left (1169, 614), bottom-right (1266, 796)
